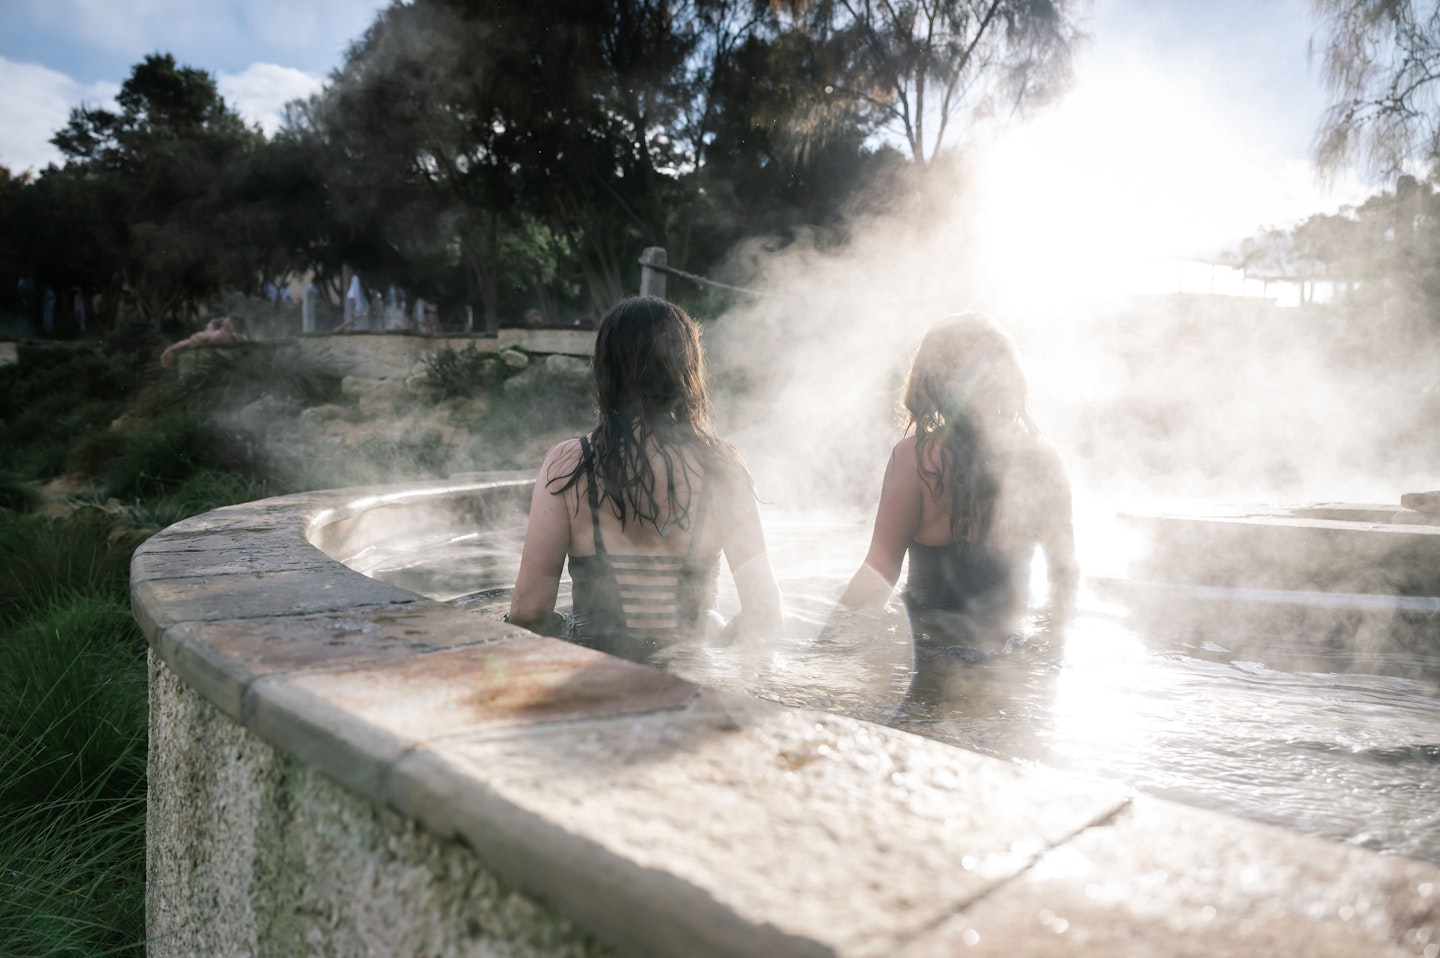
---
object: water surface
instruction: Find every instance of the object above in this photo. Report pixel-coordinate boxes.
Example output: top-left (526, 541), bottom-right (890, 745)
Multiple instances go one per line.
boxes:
top-left (360, 510), bottom-right (1440, 864)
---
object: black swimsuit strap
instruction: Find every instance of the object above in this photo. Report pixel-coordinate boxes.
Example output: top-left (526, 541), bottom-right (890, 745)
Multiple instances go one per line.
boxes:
top-left (581, 435), bottom-right (713, 560)
top-left (580, 435), bottom-right (606, 556)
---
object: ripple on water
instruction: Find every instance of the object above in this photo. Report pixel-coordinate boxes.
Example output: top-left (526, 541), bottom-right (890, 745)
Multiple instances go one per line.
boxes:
top-left (372, 520), bottom-right (1440, 864)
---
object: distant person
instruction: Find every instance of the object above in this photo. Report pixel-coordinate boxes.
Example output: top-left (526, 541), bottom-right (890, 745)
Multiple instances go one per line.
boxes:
top-left (42, 287), bottom-right (55, 334)
top-left (836, 312), bottom-right (1077, 671)
top-left (160, 316), bottom-right (242, 368)
top-left (302, 282), bottom-right (320, 333)
top-left (338, 274), bottom-right (369, 332)
top-left (71, 287), bottom-right (86, 332)
top-left (508, 296), bottom-right (784, 665)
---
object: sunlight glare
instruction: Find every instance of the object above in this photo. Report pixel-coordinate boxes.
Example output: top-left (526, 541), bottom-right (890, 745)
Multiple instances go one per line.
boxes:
top-left (1051, 613), bottom-right (1152, 756)
top-left (964, 58), bottom-right (1366, 312)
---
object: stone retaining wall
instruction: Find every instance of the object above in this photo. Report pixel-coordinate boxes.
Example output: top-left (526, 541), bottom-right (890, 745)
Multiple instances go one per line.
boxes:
top-left (176, 328), bottom-right (596, 381)
top-left (132, 476), bottom-right (1440, 957)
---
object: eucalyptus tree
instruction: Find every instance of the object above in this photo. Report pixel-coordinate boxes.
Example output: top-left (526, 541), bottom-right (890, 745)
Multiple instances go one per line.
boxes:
top-left (297, 0), bottom-right (718, 319)
top-left (785, 0), bottom-right (1085, 168)
top-left (1311, 0), bottom-right (1440, 179)
top-left (47, 53), bottom-right (263, 337)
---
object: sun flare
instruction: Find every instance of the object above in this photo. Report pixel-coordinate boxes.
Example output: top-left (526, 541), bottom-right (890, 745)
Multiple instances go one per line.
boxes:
top-left (964, 60), bottom-right (1363, 312)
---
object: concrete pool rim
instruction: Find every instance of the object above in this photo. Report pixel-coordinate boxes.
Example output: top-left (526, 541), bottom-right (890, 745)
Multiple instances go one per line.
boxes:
top-left (132, 474), bottom-right (1440, 957)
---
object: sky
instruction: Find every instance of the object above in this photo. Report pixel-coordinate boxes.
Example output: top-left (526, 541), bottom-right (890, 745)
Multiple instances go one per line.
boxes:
top-left (0, 0), bottom-right (1376, 264)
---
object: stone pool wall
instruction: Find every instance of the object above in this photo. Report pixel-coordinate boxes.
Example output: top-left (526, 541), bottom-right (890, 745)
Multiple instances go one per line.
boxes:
top-left (175, 328), bottom-right (596, 382)
top-left (132, 475), bottom-right (1440, 957)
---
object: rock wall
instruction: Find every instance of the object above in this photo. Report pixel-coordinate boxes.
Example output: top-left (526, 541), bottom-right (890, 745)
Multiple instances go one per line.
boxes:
top-left (146, 653), bottom-right (609, 958)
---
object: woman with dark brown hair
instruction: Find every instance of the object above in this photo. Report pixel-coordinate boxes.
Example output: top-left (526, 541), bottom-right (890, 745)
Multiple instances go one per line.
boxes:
top-left (508, 296), bottom-right (784, 664)
top-left (839, 312), bottom-right (1077, 662)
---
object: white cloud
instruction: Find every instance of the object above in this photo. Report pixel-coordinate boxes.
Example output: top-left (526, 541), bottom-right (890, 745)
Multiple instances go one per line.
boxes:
top-left (10, 0), bottom-right (381, 75)
top-left (0, 57), bottom-right (117, 174)
top-left (0, 55), bottom-right (326, 174)
top-left (218, 63), bottom-right (326, 135)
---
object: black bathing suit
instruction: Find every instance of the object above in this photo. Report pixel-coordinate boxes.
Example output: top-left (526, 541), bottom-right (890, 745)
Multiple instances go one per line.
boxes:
top-left (902, 538), bottom-right (1025, 663)
top-left (566, 437), bottom-right (721, 665)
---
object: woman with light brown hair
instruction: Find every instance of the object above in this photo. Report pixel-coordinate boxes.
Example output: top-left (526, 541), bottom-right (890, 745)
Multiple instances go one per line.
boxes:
top-left (840, 312), bottom-right (1077, 662)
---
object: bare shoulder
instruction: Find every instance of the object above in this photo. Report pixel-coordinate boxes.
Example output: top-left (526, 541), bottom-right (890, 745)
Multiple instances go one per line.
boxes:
top-left (892, 434), bottom-right (920, 464)
top-left (891, 433), bottom-right (924, 479)
top-left (539, 437), bottom-right (585, 482)
top-left (1027, 436), bottom-right (1069, 479)
top-left (1016, 436), bottom-right (1072, 503)
top-left (704, 444), bottom-right (755, 498)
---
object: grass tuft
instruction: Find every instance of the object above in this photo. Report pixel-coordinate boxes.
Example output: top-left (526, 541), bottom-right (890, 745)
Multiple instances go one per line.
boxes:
top-left (0, 587), bottom-right (147, 957)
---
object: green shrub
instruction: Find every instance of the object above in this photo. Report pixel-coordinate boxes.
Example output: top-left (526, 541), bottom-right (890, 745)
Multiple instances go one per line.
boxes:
top-left (97, 410), bottom-right (217, 502)
top-left (66, 426), bottom-right (132, 480)
top-left (0, 512), bottom-right (139, 629)
top-left (138, 344), bottom-right (344, 415)
top-left (0, 475), bottom-right (40, 514)
top-left (0, 344), bottom-right (140, 426)
top-left (471, 374), bottom-right (596, 467)
top-left (96, 408), bottom-right (277, 506)
top-left (1, 398), bottom-right (131, 482)
top-left (422, 345), bottom-right (502, 400)
top-left (127, 468), bottom-right (277, 530)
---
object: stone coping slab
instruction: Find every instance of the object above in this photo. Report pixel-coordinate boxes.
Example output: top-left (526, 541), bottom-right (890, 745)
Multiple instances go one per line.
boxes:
top-left (132, 476), bottom-right (1440, 957)
top-left (1116, 500), bottom-right (1440, 597)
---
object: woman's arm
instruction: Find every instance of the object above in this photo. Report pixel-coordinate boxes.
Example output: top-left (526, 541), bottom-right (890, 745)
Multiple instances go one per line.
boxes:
top-left (1035, 448), bottom-right (1079, 622)
top-left (508, 441), bottom-right (578, 632)
top-left (720, 487), bottom-right (785, 639)
top-left (839, 442), bottom-right (921, 609)
top-left (711, 459), bottom-right (784, 638)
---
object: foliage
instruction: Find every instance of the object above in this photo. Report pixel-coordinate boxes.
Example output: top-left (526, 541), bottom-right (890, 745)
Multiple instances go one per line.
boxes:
top-left (1232, 175), bottom-right (1440, 319)
top-left (143, 343), bottom-right (345, 411)
top-left (93, 408), bottom-right (235, 502)
top-left (10, 54), bottom-right (269, 341)
top-left (789, 0), bottom-right (1084, 166)
top-left (0, 475), bottom-right (40, 514)
top-left (125, 469), bottom-right (278, 531)
top-left (0, 573), bottom-right (147, 956)
top-left (0, 343), bottom-right (140, 413)
top-left (0, 2), bottom-right (1092, 336)
top-left (0, 344), bottom-right (142, 482)
top-left (467, 371), bottom-right (598, 468)
top-left (1312, 0), bottom-right (1440, 177)
top-left (421, 345), bottom-right (504, 400)
top-left (0, 512), bottom-right (139, 626)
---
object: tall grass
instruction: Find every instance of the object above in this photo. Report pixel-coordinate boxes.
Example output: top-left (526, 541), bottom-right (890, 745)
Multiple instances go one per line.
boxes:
top-left (0, 577), bottom-right (148, 955)
top-left (0, 514), bottom-right (135, 625)
top-left (0, 345), bottom-right (141, 484)
top-left (0, 340), bottom-right (356, 955)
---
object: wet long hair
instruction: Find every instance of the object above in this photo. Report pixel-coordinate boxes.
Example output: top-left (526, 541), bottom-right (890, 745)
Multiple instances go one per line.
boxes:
top-left (549, 297), bottom-right (740, 530)
top-left (903, 312), bottom-right (1036, 544)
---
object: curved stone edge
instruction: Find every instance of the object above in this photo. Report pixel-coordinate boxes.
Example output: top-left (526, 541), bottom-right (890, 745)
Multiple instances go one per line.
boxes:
top-left (132, 477), bottom-right (1440, 957)
top-left (147, 653), bottom-right (613, 958)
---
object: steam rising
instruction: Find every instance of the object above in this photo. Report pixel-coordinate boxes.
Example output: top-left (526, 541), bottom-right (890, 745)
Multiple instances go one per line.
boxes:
top-left (701, 77), bottom-right (1431, 530)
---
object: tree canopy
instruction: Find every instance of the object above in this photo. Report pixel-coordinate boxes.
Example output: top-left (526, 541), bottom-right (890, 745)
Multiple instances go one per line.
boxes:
top-left (1311, 0), bottom-right (1440, 178)
top-left (0, 0), bottom-right (1086, 339)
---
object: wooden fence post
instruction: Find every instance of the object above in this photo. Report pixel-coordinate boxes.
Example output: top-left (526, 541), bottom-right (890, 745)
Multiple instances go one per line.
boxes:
top-left (639, 247), bottom-right (667, 299)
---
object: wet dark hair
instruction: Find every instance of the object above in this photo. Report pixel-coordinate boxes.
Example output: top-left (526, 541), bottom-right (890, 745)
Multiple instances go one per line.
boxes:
top-left (903, 312), bottom-right (1035, 543)
top-left (549, 296), bottom-right (740, 530)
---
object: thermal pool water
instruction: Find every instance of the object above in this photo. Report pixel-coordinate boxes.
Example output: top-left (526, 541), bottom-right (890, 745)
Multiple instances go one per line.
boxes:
top-left (349, 510), bottom-right (1440, 865)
